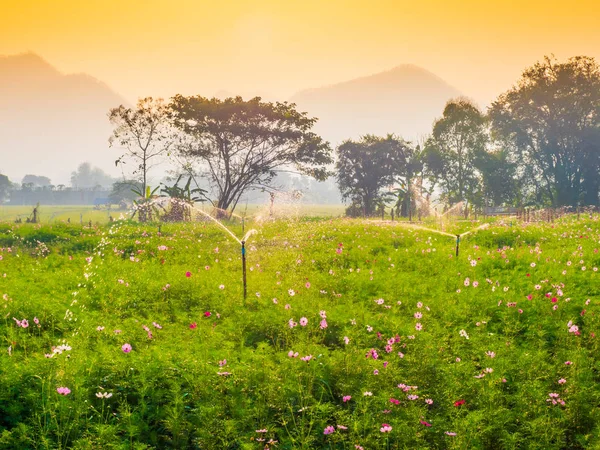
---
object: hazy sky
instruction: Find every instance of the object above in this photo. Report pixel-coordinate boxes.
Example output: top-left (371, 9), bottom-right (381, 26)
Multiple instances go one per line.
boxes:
top-left (2, 0), bottom-right (600, 105)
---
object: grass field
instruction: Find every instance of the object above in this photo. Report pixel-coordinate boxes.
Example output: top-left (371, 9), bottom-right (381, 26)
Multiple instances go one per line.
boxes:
top-left (1, 215), bottom-right (599, 449)
top-left (0, 203), bottom-right (347, 225)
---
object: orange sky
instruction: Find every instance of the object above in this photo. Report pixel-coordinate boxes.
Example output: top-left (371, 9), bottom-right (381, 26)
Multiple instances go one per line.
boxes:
top-left (2, 0), bottom-right (600, 105)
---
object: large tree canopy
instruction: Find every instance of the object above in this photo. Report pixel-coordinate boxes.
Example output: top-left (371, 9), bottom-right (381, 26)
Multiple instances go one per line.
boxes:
top-left (424, 99), bottom-right (487, 210)
top-left (490, 56), bottom-right (600, 207)
top-left (336, 134), bottom-right (412, 216)
top-left (170, 95), bottom-right (332, 212)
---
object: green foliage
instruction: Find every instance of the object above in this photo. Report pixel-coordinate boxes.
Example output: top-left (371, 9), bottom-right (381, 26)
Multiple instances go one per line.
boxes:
top-left (424, 98), bottom-right (487, 209)
top-left (490, 56), bottom-right (600, 207)
top-left (170, 95), bottom-right (333, 213)
top-left (1, 216), bottom-right (600, 448)
top-left (336, 134), bottom-right (416, 217)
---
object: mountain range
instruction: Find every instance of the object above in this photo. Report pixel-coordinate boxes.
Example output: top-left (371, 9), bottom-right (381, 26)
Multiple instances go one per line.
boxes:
top-left (0, 53), bottom-right (127, 185)
top-left (0, 53), bottom-right (462, 184)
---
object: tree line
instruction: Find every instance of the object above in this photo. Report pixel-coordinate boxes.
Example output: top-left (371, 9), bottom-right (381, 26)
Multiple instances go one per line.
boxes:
top-left (1, 55), bottom-right (598, 218)
top-left (106, 55), bottom-right (600, 219)
top-left (338, 56), bottom-right (600, 217)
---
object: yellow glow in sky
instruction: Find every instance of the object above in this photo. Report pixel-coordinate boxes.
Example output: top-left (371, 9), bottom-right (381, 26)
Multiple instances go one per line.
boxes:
top-left (2, 0), bottom-right (600, 104)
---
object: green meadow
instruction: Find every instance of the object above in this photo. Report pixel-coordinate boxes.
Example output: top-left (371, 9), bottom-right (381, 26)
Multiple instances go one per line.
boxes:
top-left (1, 215), bottom-right (599, 449)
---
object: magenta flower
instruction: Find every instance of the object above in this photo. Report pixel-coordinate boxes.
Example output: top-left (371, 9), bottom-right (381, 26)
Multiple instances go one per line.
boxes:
top-left (185, 271), bottom-right (191, 277)
top-left (343, 395), bottom-right (351, 402)
top-left (320, 319), bottom-right (328, 329)
top-left (56, 387), bottom-right (71, 395)
top-left (204, 311), bottom-right (211, 317)
top-left (121, 343), bottom-right (132, 353)
top-left (189, 322), bottom-right (197, 329)
top-left (323, 425), bottom-right (335, 435)
top-left (380, 424), bottom-right (392, 433)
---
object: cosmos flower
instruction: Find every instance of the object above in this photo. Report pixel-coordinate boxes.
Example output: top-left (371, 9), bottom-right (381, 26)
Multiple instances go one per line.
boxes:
top-left (56, 387), bottom-right (71, 395)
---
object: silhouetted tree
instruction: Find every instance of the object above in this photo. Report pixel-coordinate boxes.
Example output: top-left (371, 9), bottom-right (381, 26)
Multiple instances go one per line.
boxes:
top-left (424, 99), bottom-right (487, 214)
top-left (472, 148), bottom-right (519, 206)
top-left (336, 135), bottom-right (410, 216)
top-left (22, 174), bottom-right (51, 187)
top-left (490, 56), bottom-right (600, 207)
top-left (70, 162), bottom-right (115, 189)
top-left (109, 97), bottom-right (174, 196)
top-left (170, 95), bottom-right (332, 213)
top-left (0, 174), bottom-right (12, 204)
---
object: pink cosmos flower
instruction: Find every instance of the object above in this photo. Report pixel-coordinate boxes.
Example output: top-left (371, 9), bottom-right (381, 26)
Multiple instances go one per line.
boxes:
top-left (415, 323), bottom-right (423, 331)
top-left (420, 420), bottom-right (432, 427)
top-left (204, 311), bottom-right (211, 317)
top-left (56, 387), bottom-right (71, 395)
top-left (343, 395), bottom-right (351, 402)
top-left (121, 343), bottom-right (132, 353)
top-left (185, 271), bottom-right (191, 277)
top-left (320, 319), bottom-right (328, 329)
top-left (323, 426), bottom-right (335, 435)
top-left (189, 322), bottom-right (197, 329)
top-left (380, 424), bottom-right (392, 433)
top-left (299, 317), bottom-right (308, 326)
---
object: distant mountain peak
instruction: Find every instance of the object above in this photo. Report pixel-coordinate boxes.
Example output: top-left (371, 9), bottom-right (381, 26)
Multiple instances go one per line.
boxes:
top-left (0, 52), bottom-right (61, 78)
top-left (0, 52), bottom-right (127, 184)
top-left (290, 65), bottom-right (463, 144)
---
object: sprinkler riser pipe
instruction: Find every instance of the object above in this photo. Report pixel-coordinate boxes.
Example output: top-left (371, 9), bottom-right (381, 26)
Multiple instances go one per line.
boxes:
top-left (456, 235), bottom-right (460, 257)
top-left (241, 241), bottom-right (247, 300)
